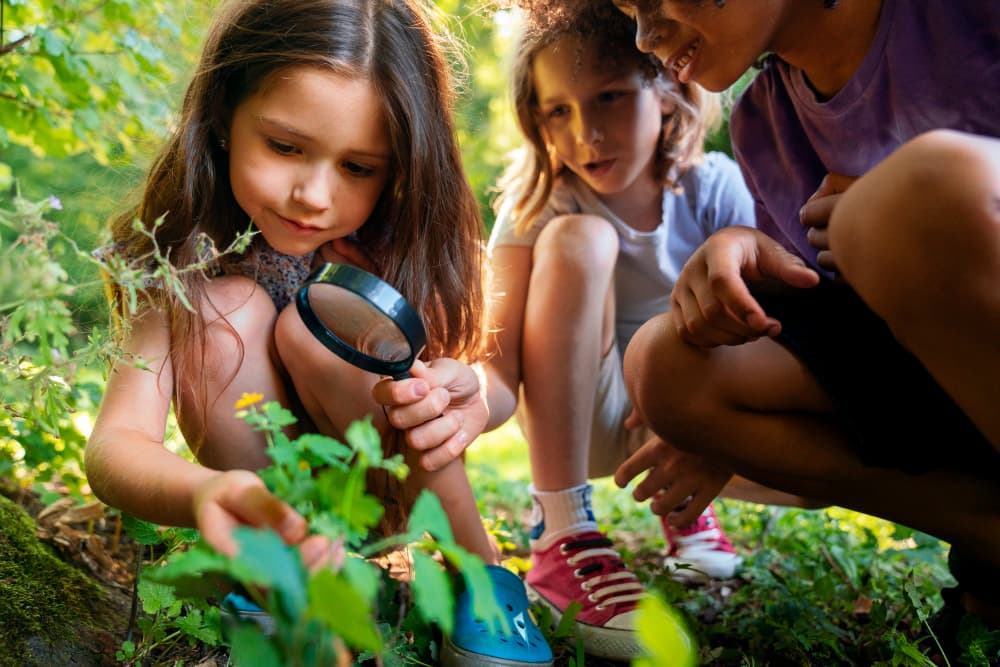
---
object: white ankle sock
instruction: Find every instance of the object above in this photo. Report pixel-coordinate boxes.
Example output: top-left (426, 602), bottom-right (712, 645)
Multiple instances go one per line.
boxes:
top-left (528, 483), bottom-right (599, 551)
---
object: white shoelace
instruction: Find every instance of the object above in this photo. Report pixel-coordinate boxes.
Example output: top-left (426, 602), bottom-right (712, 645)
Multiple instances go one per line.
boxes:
top-left (566, 546), bottom-right (645, 609)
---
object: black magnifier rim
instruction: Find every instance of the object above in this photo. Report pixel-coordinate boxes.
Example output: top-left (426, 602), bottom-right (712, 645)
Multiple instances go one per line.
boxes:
top-left (296, 262), bottom-right (426, 378)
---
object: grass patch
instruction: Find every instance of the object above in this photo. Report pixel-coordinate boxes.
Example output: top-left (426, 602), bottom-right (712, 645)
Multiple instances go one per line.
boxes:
top-left (467, 423), bottom-right (1000, 665)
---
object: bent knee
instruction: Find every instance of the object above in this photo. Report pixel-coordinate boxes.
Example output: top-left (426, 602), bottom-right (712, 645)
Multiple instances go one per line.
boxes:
top-left (533, 214), bottom-right (619, 274)
top-left (832, 130), bottom-right (1000, 317)
top-left (198, 276), bottom-right (278, 368)
top-left (623, 313), bottom-right (712, 435)
top-left (203, 275), bottom-right (278, 333)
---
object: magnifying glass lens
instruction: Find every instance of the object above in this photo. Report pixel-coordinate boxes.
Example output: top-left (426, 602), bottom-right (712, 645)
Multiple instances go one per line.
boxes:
top-left (296, 263), bottom-right (426, 379)
top-left (305, 283), bottom-right (411, 363)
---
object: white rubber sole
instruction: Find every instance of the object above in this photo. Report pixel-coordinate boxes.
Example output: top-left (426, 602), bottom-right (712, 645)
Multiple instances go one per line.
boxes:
top-left (525, 584), bottom-right (646, 661)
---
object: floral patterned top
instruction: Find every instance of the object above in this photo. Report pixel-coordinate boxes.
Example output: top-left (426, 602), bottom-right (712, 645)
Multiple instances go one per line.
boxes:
top-left (227, 241), bottom-right (314, 312)
top-left (93, 238), bottom-right (314, 312)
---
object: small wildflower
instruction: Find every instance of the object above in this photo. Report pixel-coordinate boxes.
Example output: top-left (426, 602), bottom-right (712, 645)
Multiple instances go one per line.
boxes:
top-left (48, 195), bottom-right (63, 210)
top-left (234, 392), bottom-right (264, 410)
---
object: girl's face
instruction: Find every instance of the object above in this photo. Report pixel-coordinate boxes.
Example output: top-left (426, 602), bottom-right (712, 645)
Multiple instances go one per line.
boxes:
top-left (532, 35), bottom-right (668, 200)
top-left (614, 0), bottom-right (782, 92)
top-left (227, 65), bottom-right (391, 257)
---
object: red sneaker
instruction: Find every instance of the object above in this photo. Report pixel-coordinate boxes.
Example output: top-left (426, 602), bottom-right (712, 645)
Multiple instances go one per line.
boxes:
top-left (662, 503), bottom-right (741, 580)
top-left (526, 530), bottom-right (645, 660)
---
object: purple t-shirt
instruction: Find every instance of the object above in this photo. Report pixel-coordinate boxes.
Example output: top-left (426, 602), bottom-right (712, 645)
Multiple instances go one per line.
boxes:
top-left (731, 0), bottom-right (1000, 270)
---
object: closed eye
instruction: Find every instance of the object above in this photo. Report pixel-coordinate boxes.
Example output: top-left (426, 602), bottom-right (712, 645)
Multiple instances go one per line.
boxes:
top-left (267, 138), bottom-right (299, 155)
top-left (343, 161), bottom-right (376, 177)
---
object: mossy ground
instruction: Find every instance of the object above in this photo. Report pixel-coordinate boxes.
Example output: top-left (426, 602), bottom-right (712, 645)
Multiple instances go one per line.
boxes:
top-left (0, 494), bottom-right (105, 666)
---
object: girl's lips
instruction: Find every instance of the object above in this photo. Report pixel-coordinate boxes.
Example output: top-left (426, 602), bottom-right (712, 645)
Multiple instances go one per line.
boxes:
top-left (586, 158), bottom-right (616, 178)
top-left (278, 213), bottom-right (321, 235)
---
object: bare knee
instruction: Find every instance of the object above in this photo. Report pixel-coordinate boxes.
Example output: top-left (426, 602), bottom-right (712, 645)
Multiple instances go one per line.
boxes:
top-left (199, 275), bottom-right (279, 384)
top-left (623, 312), bottom-right (713, 451)
top-left (274, 299), bottom-right (384, 434)
top-left (533, 214), bottom-right (619, 278)
top-left (831, 130), bottom-right (1000, 330)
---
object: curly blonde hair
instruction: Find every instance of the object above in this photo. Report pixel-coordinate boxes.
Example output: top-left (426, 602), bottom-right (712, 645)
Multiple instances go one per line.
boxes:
top-left (495, 0), bottom-right (721, 234)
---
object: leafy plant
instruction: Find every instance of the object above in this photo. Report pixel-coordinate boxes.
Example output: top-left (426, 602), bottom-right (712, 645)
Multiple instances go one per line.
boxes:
top-left (0, 188), bottom-right (252, 496)
top-left (144, 398), bottom-right (505, 665)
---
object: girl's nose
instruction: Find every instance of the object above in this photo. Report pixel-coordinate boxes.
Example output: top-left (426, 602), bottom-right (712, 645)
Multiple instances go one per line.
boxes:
top-left (575, 116), bottom-right (604, 148)
top-left (292, 166), bottom-right (333, 211)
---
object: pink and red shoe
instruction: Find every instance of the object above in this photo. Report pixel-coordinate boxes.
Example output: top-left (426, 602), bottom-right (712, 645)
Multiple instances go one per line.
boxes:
top-left (662, 503), bottom-right (741, 580)
top-left (526, 530), bottom-right (645, 660)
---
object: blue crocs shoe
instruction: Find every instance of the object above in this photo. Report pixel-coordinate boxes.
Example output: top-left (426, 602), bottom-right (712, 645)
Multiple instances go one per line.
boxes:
top-left (221, 590), bottom-right (275, 636)
top-left (442, 565), bottom-right (554, 667)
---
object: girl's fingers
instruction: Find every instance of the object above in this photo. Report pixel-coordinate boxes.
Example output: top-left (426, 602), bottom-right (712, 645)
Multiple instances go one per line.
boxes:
top-left (196, 473), bottom-right (306, 556)
top-left (384, 387), bottom-right (450, 429)
top-left (371, 376), bottom-right (430, 408)
top-left (198, 506), bottom-right (241, 557)
top-left (234, 484), bottom-right (307, 545)
top-left (419, 430), bottom-right (471, 472)
top-left (404, 409), bottom-right (463, 452)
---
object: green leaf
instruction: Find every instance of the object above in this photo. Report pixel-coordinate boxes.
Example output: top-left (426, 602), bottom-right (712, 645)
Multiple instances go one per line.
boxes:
top-left (121, 513), bottom-right (164, 545)
top-left (174, 609), bottom-right (222, 645)
top-left (138, 577), bottom-right (177, 614)
top-left (632, 595), bottom-right (696, 667)
top-left (341, 555), bottom-right (381, 607)
top-left (228, 624), bottom-right (282, 667)
top-left (146, 544), bottom-right (232, 600)
top-left (298, 432), bottom-right (352, 468)
top-left (345, 415), bottom-right (382, 462)
top-left (412, 550), bottom-right (455, 635)
top-left (443, 548), bottom-right (506, 635)
top-left (552, 600), bottom-right (582, 640)
top-left (231, 527), bottom-right (308, 618)
top-left (407, 489), bottom-right (455, 545)
top-left (307, 569), bottom-right (383, 653)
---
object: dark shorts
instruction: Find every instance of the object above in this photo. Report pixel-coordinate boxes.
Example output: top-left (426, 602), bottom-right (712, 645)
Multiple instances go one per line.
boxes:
top-left (752, 279), bottom-right (998, 476)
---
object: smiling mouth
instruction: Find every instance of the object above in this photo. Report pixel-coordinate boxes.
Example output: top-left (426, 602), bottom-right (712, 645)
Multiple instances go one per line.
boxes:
top-left (668, 37), bottom-right (700, 82)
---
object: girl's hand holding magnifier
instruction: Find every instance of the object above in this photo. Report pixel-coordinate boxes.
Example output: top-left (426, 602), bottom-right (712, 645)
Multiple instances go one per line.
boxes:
top-left (373, 359), bottom-right (489, 472)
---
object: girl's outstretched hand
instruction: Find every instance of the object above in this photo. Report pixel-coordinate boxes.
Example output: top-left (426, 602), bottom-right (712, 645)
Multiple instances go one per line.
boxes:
top-left (615, 410), bottom-right (733, 527)
top-left (193, 469), bottom-right (341, 570)
top-left (372, 358), bottom-right (488, 472)
top-left (670, 226), bottom-right (819, 347)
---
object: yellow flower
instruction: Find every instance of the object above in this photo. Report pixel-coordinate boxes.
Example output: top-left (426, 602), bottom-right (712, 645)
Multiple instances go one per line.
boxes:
top-left (234, 392), bottom-right (264, 410)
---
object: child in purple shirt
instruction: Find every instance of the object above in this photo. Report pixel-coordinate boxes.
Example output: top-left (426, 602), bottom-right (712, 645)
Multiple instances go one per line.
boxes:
top-left (610, 0), bottom-right (1000, 654)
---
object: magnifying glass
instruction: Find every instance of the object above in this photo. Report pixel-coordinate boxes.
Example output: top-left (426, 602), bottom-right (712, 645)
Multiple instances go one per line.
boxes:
top-left (295, 263), bottom-right (426, 380)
